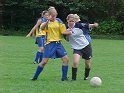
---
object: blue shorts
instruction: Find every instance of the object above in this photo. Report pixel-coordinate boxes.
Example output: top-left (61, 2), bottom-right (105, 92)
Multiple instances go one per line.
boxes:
top-left (43, 41), bottom-right (67, 58)
top-left (36, 36), bottom-right (46, 47)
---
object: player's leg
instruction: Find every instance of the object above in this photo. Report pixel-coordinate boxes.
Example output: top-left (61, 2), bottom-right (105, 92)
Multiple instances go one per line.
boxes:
top-left (31, 42), bottom-right (52, 81)
top-left (84, 59), bottom-right (91, 80)
top-left (82, 44), bottom-right (92, 80)
top-left (31, 58), bottom-right (49, 80)
top-left (34, 37), bottom-right (44, 64)
top-left (61, 55), bottom-right (69, 81)
top-left (39, 36), bottom-right (45, 63)
top-left (34, 48), bottom-right (41, 64)
top-left (72, 53), bottom-right (80, 80)
top-left (38, 47), bottom-right (44, 62)
top-left (56, 42), bottom-right (69, 81)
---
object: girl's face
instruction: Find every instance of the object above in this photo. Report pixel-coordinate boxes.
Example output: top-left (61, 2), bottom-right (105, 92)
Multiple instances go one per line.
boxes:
top-left (67, 18), bottom-right (75, 26)
top-left (49, 9), bottom-right (58, 20)
top-left (74, 17), bottom-right (79, 23)
top-left (43, 12), bottom-right (49, 19)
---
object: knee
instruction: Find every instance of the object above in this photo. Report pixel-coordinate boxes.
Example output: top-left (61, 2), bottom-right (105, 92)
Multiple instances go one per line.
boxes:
top-left (66, 57), bottom-right (69, 63)
top-left (85, 65), bottom-right (90, 69)
top-left (72, 62), bottom-right (78, 68)
top-left (85, 60), bottom-right (91, 68)
top-left (38, 47), bottom-right (44, 52)
top-left (39, 61), bottom-right (47, 67)
top-left (85, 63), bottom-right (91, 68)
top-left (62, 56), bottom-right (69, 65)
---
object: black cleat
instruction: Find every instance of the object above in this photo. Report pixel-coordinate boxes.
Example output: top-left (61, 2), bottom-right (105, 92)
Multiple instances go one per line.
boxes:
top-left (84, 77), bottom-right (89, 80)
top-left (33, 61), bottom-right (39, 64)
top-left (71, 79), bottom-right (76, 81)
top-left (31, 77), bottom-right (37, 81)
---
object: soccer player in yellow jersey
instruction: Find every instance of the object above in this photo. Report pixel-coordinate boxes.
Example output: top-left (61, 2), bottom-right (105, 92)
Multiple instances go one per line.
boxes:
top-left (26, 10), bottom-right (49, 64)
top-left (31, 7), bottom-right (72, 81)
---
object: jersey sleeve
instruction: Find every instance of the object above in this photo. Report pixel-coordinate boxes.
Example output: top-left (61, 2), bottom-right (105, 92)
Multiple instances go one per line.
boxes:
top-left (79, 23), bottom-right (90, 32)
top-left (81, 23), bottom-right (89, 29)
top-left (56, 18), bottom-right (66, 34)
top-left (59, 23), bottom-right (66, 34)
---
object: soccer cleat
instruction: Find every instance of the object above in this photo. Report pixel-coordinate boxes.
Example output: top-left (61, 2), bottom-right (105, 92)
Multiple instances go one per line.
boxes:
top-left (33, 61), bottom-right (39, 64)
top-left (31, 77), bottom-right (37, 81)
top-left (84, 77), bottom-right (89, 80)
top-left (61, 77), bottom-right (68, 81)
top-left (71, 79), bottom-right (76, 81)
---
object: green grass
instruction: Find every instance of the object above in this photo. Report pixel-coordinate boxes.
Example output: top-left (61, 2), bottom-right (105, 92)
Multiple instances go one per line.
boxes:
top-left (0, 36), bottom-right (124, 93)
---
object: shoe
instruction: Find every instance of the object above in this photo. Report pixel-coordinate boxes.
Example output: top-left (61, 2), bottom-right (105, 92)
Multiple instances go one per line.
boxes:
top-left (84, 77), bottom-right (89, 80)
top-left (33, 61), bottom-right (39, 64)
top-left (71, 79), bottom-right (76, 81)
top-left (61, 77), bottom-right (68, 81)
top-left (31, 77), bottom-right (37, 81)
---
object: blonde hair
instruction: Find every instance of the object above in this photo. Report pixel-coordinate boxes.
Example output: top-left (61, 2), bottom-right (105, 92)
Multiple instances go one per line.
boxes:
top-left (66, 14), bottom-right (75, 20)
top-left (74, 14), bottom-right (81, 21)
top-left (48, 6), bottom-right (58, 15)
top-left (48, 6), bottom-right (55, 11)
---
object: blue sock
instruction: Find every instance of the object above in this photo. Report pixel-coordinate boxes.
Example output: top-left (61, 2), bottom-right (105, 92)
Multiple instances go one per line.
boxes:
top-left (33, 66), bottom-right (43, 79)
top-left (62, 65), bottom-right (68, 80)
top-left (39, 52), bottom-right (43, 63)
top-left (34, 51), bottom-right (41, 62)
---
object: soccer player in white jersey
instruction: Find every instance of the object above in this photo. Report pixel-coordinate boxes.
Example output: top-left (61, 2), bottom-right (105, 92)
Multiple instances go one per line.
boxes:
top-left (66, 14), bottom-right (98, 80)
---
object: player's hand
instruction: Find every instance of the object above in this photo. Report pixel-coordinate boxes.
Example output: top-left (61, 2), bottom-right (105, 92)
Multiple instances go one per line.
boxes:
top-left (94, 23), bottom-right (99, 27)
top-left (26, 34), bottom-right (31, 37)
top-left (66, 29), bottom-right (73, 35)
top-left (67, 28), bottom-right (72, 32)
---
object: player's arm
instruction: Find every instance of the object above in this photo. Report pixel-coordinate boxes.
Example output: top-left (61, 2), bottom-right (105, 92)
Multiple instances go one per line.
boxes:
top-left (63, 28), bottom-right (72, 41)
top-left (89, 23), bottom-right (99, 28)
top-left (26, 19), bottom-right (41, 37)
top-left (40, 15), bottom-right (52, 30)
top-left (40, 20), bottom-right (49, 30)
top-left (63, 28), bottom-right (72, 35)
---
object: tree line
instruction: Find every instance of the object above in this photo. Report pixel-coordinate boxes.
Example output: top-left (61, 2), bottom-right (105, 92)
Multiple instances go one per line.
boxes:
top-left (1, 0), bottom-right (124, 35)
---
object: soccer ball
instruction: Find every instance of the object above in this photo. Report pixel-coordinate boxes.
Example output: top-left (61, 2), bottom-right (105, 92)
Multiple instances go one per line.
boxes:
top-left (90, 77), bottom-right (102, 87)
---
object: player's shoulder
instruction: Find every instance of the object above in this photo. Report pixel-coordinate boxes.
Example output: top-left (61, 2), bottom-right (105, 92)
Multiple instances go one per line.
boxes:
top-left (37, 17), bottom-right (42, 22)
top-left (76, 22), bottom-right (89, 27)
top-left (40, 17), bottom-right (47, 22)
top-left (56, 18), bottom-right (64, 24)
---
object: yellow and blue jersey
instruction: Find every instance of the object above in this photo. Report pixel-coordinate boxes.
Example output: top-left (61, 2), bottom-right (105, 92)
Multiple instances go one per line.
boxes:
top-left (42, 18), bottom-right (67, 59)
top-left (44, 18), bottom-right (66, 44)
top-left (36, 18), bottom-right (47, 37)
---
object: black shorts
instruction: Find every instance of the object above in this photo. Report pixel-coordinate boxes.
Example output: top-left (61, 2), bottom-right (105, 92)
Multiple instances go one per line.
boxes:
top-left (73, 44), bottom-right (92, 60)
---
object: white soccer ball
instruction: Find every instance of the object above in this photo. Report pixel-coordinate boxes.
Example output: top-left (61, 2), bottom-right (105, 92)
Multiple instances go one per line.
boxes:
top-left (90, 77), bottom-right (102, 87)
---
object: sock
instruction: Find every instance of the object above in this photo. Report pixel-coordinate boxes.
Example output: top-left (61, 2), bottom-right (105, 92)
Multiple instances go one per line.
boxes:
top-left (72, 67), bottom-right (77, 80)
top-left (34, 51), bottom-right (41, 62)
top-left (39, 52), bottom-right (43, 63)
top-left (61, 65), bottom-right (68, 80)
top-left (33, 66), bottom-right (43, 79)
top-left (84, 68), bottom-right (90, 78)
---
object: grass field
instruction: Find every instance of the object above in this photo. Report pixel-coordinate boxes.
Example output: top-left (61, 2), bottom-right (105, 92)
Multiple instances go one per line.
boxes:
top-left (0, 36), bottom-right (124, 93)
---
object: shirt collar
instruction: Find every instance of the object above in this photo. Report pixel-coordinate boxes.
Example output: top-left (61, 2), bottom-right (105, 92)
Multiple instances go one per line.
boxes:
top-left (68, 23), bottom-right (75, 29)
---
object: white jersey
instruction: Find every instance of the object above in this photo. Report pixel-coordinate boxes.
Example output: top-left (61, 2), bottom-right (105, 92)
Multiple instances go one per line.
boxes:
top-left (67, 23), bottom-right (90, 50)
